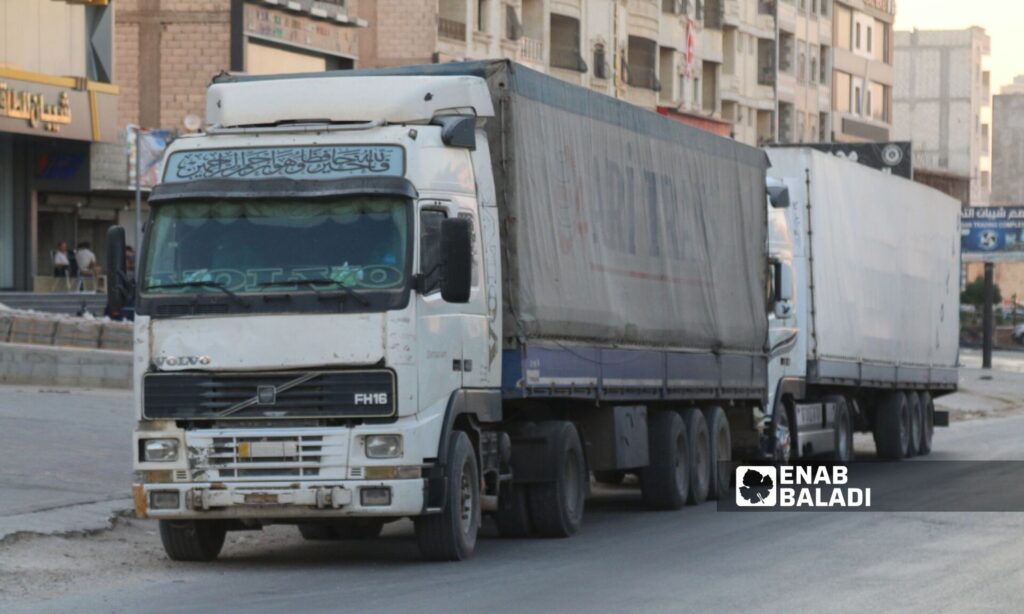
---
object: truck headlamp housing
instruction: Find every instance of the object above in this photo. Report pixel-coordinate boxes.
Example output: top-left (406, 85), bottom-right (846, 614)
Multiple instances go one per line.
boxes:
top-left (365, 434), bottom-right (403, 459)
top-left (143, 439), bottom-right (179, 462)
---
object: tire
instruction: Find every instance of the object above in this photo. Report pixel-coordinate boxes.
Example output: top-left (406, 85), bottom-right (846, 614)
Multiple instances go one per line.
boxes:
top-left (527, 422), bottom-right (586, 537)
top-left (918, 392), bottom-right (934, 455)
top-left (495, 481), bottom-right (533, 538)
top-left (683, 409), bottom-right (711, 506)
top-left (907, 392), bottom-right (922, 458)
top-left (640, 411), bottom-right (689, 510)
top-left (827, 395), bottom-right (854, 463)
top-left (414, 431), bottom-right (479, 560)
top-left (159, 520), bottom-right (227, 562)
top-left (702, 406), bottom-right (731, 500)
top-left (874, 391), bottom-right (910, 461)
top-left (593, 470), bottom-right (626, 485)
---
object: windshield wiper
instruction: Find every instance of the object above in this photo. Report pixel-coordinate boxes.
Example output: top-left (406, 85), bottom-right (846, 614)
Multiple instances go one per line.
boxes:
top-left (144, 281), bottom-right (248, 307)
top-left (254, 278), bottom-right (370, 306)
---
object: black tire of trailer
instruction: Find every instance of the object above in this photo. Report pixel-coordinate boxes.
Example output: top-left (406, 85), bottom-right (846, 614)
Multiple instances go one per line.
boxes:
top-left (907, 392), bottom-right (923, 458)
top-left (527, 421), bottom-right (586, 538)
top-left (414, 431), bottom-right (480, 561)
top-left (826, 395), bottom-right (854, 463)
top-left (684, 409), bottom-right (711, 506)
top-left (297, 523), bottom-right (336, 541)
top-left (702, 406), bottom-right (731, 500)
top-left (874, 391), bottom-right (910, 461)
top-left (593, 470), bottom-right (627, 485)
top-left (159, 519), bottom-right (227, 562)
top-left (495, 480), bottom-right (533, 538)
top-left (640, 411), bottom-right (690, 511)
top-left (918, 392), bottom-right (934, 455)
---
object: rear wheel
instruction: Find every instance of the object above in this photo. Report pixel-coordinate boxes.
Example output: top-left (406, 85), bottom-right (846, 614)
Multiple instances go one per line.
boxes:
top-left (527, 422), bottom-right (586, 537)
top-left (874, 391), bottom-right (910, 461)
top-left (907, 392), bottom-right (922, 457)
top-left (828, 395), bottom-right (854, 463)
top-left (159, 520), bottom-right (227, 562)
top-left (683, 409), bottom-right (711, 506)
top-left (640, 411), bottom-right (689, 510)
top-left (918, 392), bottom-right (934, 455)
top-left (495, 481), bottom-right (533, 538)
top-left (702, 406), bottom-right (731, 500)
top-left (414, 431), bottom-right (479, 560)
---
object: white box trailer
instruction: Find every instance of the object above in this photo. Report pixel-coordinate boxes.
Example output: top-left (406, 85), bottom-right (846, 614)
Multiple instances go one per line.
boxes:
top-left (764, 148), bottom-right (959, 462)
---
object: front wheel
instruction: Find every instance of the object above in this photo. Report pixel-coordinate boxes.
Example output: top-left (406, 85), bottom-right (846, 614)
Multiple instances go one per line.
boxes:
top-left (414, 431), bottom-right (479, 561)
top-left (159, 520), bottom-right (227, 562)
top-left (828, 395), bottom-right (854, 463)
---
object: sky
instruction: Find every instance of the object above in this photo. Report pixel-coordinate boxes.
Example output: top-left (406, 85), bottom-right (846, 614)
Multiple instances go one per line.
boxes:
top-left (894, 0), bottom-right (1024, 92)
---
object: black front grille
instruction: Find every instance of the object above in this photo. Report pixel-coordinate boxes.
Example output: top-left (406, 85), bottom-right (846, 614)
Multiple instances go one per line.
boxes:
top-left (144, 370), bottom-right (395, 420)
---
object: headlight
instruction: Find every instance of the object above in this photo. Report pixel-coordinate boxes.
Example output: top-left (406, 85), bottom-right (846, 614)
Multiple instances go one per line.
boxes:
top-left (143, 439), bottom-right (179, 462)
top-left (365, 434), bottom-right (402, 459)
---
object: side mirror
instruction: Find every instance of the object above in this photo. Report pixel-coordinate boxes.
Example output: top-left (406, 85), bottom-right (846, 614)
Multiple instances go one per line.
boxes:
top-left (440, 217), bottom-right (472, 303)
top-left (768, 184), bottom-right (790, 209)
top-left (106, 225), bottom-right (130, 313)
top-left (773, 260), bottom-right (794, 319)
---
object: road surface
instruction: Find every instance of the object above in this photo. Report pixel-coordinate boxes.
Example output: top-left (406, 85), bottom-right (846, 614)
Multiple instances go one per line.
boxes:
top-left (2, 354), bottom-right (1024, 612)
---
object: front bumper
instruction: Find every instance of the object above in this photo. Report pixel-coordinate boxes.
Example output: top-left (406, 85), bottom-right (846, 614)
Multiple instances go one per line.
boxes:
top-left (134, 478), bottom-right (426, 520)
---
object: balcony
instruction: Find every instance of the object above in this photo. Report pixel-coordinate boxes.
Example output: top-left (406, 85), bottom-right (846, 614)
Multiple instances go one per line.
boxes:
top-left (520, 37), bottom-right (543, 64)
top-left (758, 66), bottom-right (775, 86)
top-left (438, 17), bottom-right (467, 41)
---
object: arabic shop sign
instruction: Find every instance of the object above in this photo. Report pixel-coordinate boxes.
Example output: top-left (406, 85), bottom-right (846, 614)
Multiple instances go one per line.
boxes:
top-left (0, 82), bottom-right (72, 133)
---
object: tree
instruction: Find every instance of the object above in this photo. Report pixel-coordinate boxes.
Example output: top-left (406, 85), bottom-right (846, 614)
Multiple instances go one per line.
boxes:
top-left (961, 276), bottom-right (1002, 307)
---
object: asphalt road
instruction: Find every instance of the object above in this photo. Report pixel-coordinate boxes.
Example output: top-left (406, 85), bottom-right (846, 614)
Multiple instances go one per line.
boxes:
top-left (4, 357), bottom-right (1024, 612)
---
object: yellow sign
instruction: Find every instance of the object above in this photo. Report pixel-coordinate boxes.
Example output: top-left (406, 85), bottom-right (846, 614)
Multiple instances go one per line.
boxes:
top-left (0, 82), bottom-right (72, 133)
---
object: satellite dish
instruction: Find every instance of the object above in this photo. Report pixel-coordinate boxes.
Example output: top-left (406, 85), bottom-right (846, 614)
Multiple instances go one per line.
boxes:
top-left (183, 114), bottom-right (202, 132)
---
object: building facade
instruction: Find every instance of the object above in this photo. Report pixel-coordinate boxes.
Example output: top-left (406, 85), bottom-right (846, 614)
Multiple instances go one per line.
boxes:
top-left (0, 0), bottom-right (120, 291)
top-left (991, 85), bottom-right (1024, 206)
top-left (893, 27), bottom-right (991, 205)
top-left (357, 0), bottom-right (746, 141)
top-left (775, 0), bottom-right (833, 144)
top-left (830, 0), bottom-right (894, 143)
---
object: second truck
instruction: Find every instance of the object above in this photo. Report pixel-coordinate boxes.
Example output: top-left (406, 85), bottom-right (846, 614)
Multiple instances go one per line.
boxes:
top-left (113, 61), bottom-right (960, 562)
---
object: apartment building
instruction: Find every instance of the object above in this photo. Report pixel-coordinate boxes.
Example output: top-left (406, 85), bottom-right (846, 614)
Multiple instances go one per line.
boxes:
top-left (893, 27), bottom-right (991, 204)
top-left (357, 1), bottom-right (735, 139)
top-left (830, 0), bottom-right (894, 142)
top-left (774, 0), bottom-right (832, 143)
top-left (991, 82), bottom-right (1024, 206)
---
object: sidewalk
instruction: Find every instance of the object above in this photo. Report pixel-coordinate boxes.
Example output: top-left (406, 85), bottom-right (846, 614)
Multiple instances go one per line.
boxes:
top-left (939, 349), bottom-right (1024, 420)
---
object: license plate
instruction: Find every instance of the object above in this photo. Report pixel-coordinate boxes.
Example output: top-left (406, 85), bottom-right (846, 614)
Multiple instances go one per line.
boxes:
top-left (237, 441), bottom-right (298, 459)
top-left (244, 493), bottom-right (279, 505)
top-left (796, 404), bottom-right (823, 428)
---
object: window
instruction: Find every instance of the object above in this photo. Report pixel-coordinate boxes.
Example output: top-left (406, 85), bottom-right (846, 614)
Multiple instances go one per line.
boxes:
top-left (419, 209), bottom-right (446, 294)
top-left (855, 22), bottom-right (861, 50)
top-left (593, 43), bottom-right (609, 79)
top-left (457, 212), bottom-right (480, 287)
top-left (819, 45), bottom-right (829, 83)
top-left (505, 4), bottom-right (523, 40)
top-left (477, 0), bottom-right (488, 32)
top-left (866, 25), bottom-right (872, 54)
top-left (550, 14), bottom-right (586, 72)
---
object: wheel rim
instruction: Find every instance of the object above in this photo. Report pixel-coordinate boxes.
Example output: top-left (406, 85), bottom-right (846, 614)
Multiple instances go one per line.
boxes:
top-left (458, 458), bottom-right (474, 535)
top-left (673, 432), bottom-right (687, 495)
top-left (775, 413), bottom-right (791, 463)
top-left (563, 448), bottom-right (582, 519)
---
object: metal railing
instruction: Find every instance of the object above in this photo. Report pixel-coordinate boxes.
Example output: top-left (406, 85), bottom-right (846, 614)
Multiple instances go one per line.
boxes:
top-left (438, 17), bottom-right (467, 41)
top-left (520, 37), bottom-right (544, 63)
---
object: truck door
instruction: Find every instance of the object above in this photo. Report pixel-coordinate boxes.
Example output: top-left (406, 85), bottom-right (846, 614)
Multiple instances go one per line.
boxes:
top-left (417, 201), bottom-right (465, 407)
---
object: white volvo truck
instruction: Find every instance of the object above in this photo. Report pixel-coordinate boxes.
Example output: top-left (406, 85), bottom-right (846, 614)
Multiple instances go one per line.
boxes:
top-left (110, 61), bottom-right (958, 562)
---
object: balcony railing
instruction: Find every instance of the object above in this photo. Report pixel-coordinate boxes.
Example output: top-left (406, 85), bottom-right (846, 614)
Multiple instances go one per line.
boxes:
top-left (550, 46), bottom-right (587, 72)
top-left (758, 66), bottom-right (775, 86)
top-left (520, 37), bottom-right (543, 64)
top-left (438, 17), bottom-right (467, 41)
top-left (626, 65), bottom-right (662, 92)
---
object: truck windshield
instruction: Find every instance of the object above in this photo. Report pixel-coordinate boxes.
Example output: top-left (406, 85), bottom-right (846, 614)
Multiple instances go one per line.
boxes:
top-left (142, 196), bottom-right (409, 304)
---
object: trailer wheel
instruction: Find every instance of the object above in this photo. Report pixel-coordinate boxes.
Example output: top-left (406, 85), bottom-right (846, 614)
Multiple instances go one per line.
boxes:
top-left (159, 520), bottom-right (227, 562)
top-left (907, 392), bottom-right (922, 457)
top-left (527, 422), bottom-right (586, 537)
top-left (414, 431), bottom-right (479, 560)
top-left (640, 411), bottom-right (689, 510)
top-left (874, 391), bottom-right (910, 461)
top-left (495, 481), bottom-right (533, 538)
top-left (827, 395), bottom-right (854, 463)
top-left (702, 406), bottom-right (732, 500)
top-left (683, 409), bottom-right (711, 506)
top-left (918, 392), bottom-right (934, 455)
top-left (593, 470), bottom-right (626, 485)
